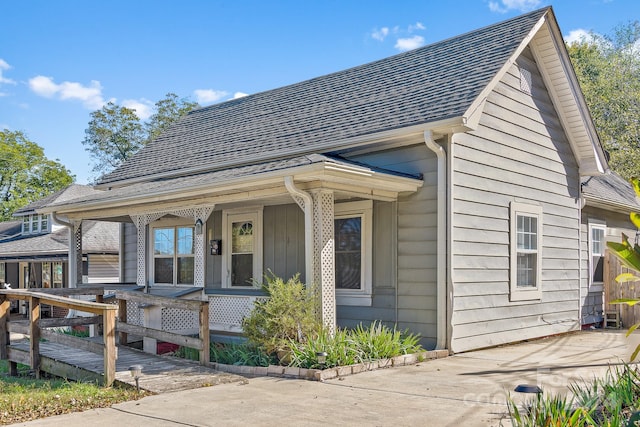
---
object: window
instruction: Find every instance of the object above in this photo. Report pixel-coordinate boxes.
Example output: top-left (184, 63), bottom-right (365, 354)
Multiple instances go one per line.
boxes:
top-left (510, 202), bottom-right (542, 301)
top-left (589, 223), bottom-right (606, 288)
top-left (222, 208), bottom-right (263, 288)
top-left (42, 262), bottom-right (51, 288)
top-left (30, 215), bottom-right (39, 233)
top-left (52, 262), bottom-right (63, 288)
top-left (335, 200), bottom-right (372, 306)
top-left (152, 225), bottom-right (195, 285)
top-left (0, 262), bottom-right (5, 285)
top-left (22, 216), bottom-right (30, 234)
top-left (40, 215), bottom-right (49, 233)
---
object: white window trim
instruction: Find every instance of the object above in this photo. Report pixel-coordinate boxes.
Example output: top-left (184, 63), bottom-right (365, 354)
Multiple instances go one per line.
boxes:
top-left (221, 207), bottom-right (263, 289)
top-left (149, 217), bottom-right (198, 287)
top-left (510, 202), bottom-right (543, 301)
top-left (334, 200), bottom-right (373, 306)
top-left (588, 221), bottom-right (606, 292)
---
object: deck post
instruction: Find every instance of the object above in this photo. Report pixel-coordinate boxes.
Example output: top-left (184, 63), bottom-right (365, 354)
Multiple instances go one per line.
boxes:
top-left (103, 309), bottom-right (116, 387)
top-left (0, 295), bottom-right (10, 360)
top-left (29, 296), bottom-right (41, 379)
top-left (118, 298), bottom-right (128, 345)
top-left (199, 302), bottom-right (210, 365)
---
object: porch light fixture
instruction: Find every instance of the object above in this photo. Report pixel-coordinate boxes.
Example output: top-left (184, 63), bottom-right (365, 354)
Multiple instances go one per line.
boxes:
top-left (316, 351), bottom-right (328, 368)
top-left (195, 218), bottom-right (203, 235)
top-left (128, 364), bottom-right (143, 392)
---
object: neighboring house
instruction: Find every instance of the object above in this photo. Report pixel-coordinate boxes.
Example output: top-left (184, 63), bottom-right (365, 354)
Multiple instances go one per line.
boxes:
top-left (41, 7), bottom-right (609, 353)
top-left (580, 172), bottom-right (640, 326)
top-left (0, 185), bottom-right (121, 302)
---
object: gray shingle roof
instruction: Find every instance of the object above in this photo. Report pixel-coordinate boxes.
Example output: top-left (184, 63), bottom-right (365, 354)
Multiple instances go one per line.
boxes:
top-left (582, 173), bottom-right (640, 212)
top-left (0, 220), bottom-right (119, 260)
top-left (98, 7), bottom-right (549, 186)
top-left (48, 154), bottom-right (421, 208)
top-left (13, 185), bottom-right (104, 216)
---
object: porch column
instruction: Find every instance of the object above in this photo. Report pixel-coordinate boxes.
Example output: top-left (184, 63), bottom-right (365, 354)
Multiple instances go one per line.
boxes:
top-left (312, 190), bottom-right (335, 333)
top-left (68, 221), bottom-right (82, 288)
top-left (131, 216), bottom-right (148, 288)
top-left (194, 207), bottom-right (214, 288)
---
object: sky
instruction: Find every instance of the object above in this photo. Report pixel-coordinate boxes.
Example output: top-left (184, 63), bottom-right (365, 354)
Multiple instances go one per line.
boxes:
top-left (1, 0), bottom-right (638, 184)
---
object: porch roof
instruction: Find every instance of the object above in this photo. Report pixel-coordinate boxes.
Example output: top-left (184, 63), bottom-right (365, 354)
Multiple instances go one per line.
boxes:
top-left (40, 154), bottom-right (423, 220)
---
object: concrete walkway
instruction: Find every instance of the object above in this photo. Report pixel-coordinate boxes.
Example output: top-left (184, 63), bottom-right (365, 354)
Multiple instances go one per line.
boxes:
top-left (9, 329), bottom-right (638, 427)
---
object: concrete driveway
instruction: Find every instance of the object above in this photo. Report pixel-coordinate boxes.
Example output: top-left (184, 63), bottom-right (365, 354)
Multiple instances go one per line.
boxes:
top-left (9, 329), bottom-right (637, 427)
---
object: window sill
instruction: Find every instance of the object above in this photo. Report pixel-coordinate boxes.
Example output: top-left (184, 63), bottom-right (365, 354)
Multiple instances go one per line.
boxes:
top-left (510, 288), bottom-right (542, 302)
top-left (337, 294), bottom-right (372, 306)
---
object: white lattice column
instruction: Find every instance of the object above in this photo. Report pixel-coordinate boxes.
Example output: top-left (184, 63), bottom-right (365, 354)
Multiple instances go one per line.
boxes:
top-left (194, 207), bottom-right (214, 288)
top-left (312, 190), bottom-right (335, 334)
top-left (68, 221), bottom-right (82, 288)
top-left (130, 214), bottom-right (163, 288)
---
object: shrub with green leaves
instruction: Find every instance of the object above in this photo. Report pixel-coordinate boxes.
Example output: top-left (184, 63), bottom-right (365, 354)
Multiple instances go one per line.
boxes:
top-left (241, 273), bottom-right (322, 358)
top-left (289, 321), bottom-right (423, 368)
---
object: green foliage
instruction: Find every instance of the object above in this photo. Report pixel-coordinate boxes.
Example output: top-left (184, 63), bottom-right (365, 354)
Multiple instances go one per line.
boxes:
top-left (83, 93), bottom-right (198, 179)
top-left (210, 342), bottom-right (274, 366)
top-left (289, 321), bottom-right (423, 368)
top-left (145, 93), bottom-right (199, 143)
top-left (0, 129), bottom-right (74, 220)
top-left (567, 22), bottom-right (640, 180)
top-left (241, 273), bottom-right (322, 358)
top-left (506, 365), bottom-right (640, 426)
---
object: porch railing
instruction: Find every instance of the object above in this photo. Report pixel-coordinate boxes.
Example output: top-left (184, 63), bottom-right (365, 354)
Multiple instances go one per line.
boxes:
top-left (0, 288), bottom-right (118, 386)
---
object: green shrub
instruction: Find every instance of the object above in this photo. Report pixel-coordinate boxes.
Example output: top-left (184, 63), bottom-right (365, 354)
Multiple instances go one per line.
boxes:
top-left (289, 321), bottom-right (423, 368)
top-left (241, 273), bottom-right (322, 358)
top-left (210, 342), bottom-right (274, 367)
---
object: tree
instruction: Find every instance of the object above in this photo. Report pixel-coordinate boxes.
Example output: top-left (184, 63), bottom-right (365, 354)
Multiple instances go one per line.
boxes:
top-left (82, 102), bottom-right (145, 178)
top-left (83, 93), bottom-right (198, 180)
top-left (146, 93), bottom-right (199, 143)
top-left (567, 22), bottom-right (640, 180)
top-left (0, 129), bottom-right (74, 221)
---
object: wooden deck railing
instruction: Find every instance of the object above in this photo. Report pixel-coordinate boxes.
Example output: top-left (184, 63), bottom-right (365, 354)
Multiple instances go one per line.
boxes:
top-left (115, 290), bottom-right (210, 365)
top-left (0, 288), bottom-right (119, 386)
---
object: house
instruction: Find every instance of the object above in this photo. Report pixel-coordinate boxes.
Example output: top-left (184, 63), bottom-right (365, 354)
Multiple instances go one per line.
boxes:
top-left (0, 185), bottom-right (121, 311)
top-left (580, 172), bottom-right (640, 327)
top-left (41, 7), bottom-right (609, 353)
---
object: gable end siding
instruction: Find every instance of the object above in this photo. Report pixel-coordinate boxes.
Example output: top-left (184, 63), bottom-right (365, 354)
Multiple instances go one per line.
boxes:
top-left (450, 48), bottom-right (581, 352)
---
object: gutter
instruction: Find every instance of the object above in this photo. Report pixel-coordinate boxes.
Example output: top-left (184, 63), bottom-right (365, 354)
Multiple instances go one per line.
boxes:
top-left (424, 130), bottom-right (448, 350)
top-left (284, 177), bottom-right (314, 286)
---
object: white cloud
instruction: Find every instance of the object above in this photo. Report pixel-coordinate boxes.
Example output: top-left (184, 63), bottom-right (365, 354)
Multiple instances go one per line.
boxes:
top-left (0, 59), bottom-right (16, 87)
top-left (564, 29), bottom-right (593, 45)
top-left (122, 99), bottom-right (154, 120)
top-left (395, 36), bottom-right (425, 52)
top-left (371, 27), bottom-right (390, 41)
top-left (408, 22), bottom-right (425, 33)
top-left (488, 0), bottom-right (541, 13)
top-left (28, 75), bottom-right (106, 109)
top-left (233, 92), bottom-right (248, 99)
top-left (194, 89), bottom-right (228, 104)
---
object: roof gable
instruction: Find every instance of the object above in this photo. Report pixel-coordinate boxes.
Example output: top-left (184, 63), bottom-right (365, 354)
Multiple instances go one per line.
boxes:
top-left (98, 8), bottom-right (549, 187)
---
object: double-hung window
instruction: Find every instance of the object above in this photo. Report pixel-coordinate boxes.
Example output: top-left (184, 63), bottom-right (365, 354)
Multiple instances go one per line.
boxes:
top-left (334, 200), bottom-right (372, 306)
top-left (589, 223), bottom-right (606, 290)
top-left (510, 202), bottom-right (542, 301)
top-left (153, 225), bottom-right (195, 285)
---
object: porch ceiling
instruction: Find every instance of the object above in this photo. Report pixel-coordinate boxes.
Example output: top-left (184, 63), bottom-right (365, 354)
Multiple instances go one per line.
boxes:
top-left (40, 154), bottom-right (423, 221)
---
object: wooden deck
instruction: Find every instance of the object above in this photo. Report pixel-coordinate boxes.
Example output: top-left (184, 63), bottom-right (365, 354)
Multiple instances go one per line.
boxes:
top-left (9, 339), bottom-right (246, 393)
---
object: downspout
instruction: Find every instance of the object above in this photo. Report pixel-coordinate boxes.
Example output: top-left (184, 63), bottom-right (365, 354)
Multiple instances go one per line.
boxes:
top-left (51, 211), bottom-right (77, 289)
top-left (424, 130), bottom-right (448, 350)
top-left (284, 177), bottom-right (314, 287)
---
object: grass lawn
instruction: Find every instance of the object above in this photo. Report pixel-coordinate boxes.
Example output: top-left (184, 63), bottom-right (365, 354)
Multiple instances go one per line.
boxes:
top-left (0, 361), bottom-right (149, 425)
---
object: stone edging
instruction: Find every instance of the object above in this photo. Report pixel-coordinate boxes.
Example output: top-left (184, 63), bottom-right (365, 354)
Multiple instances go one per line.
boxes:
top-left (210, 349), bottom-right (449, 381)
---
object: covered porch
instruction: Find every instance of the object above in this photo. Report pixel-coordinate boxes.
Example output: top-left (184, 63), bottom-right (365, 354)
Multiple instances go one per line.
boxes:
top-left (41, 155), bottom-right (423, 337)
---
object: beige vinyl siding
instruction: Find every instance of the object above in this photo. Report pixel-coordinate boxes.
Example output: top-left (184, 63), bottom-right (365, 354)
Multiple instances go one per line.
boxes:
top-left (450, 47), bottom-right (581, 352)
top-left (87, 254), bottom-right (120, 283)
top-left (345, 145), bottom-right (438, 348)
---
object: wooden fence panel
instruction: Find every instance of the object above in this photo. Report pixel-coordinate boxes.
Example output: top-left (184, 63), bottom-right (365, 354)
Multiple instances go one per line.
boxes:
top-left (604, 250), bottom-right (640, 328)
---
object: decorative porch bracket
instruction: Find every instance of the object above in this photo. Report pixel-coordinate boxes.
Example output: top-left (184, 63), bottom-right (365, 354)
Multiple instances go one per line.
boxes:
top-left (312, 190), bottom-right (336, 334)
top-left (130, 206), bottom-right (214, 288)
